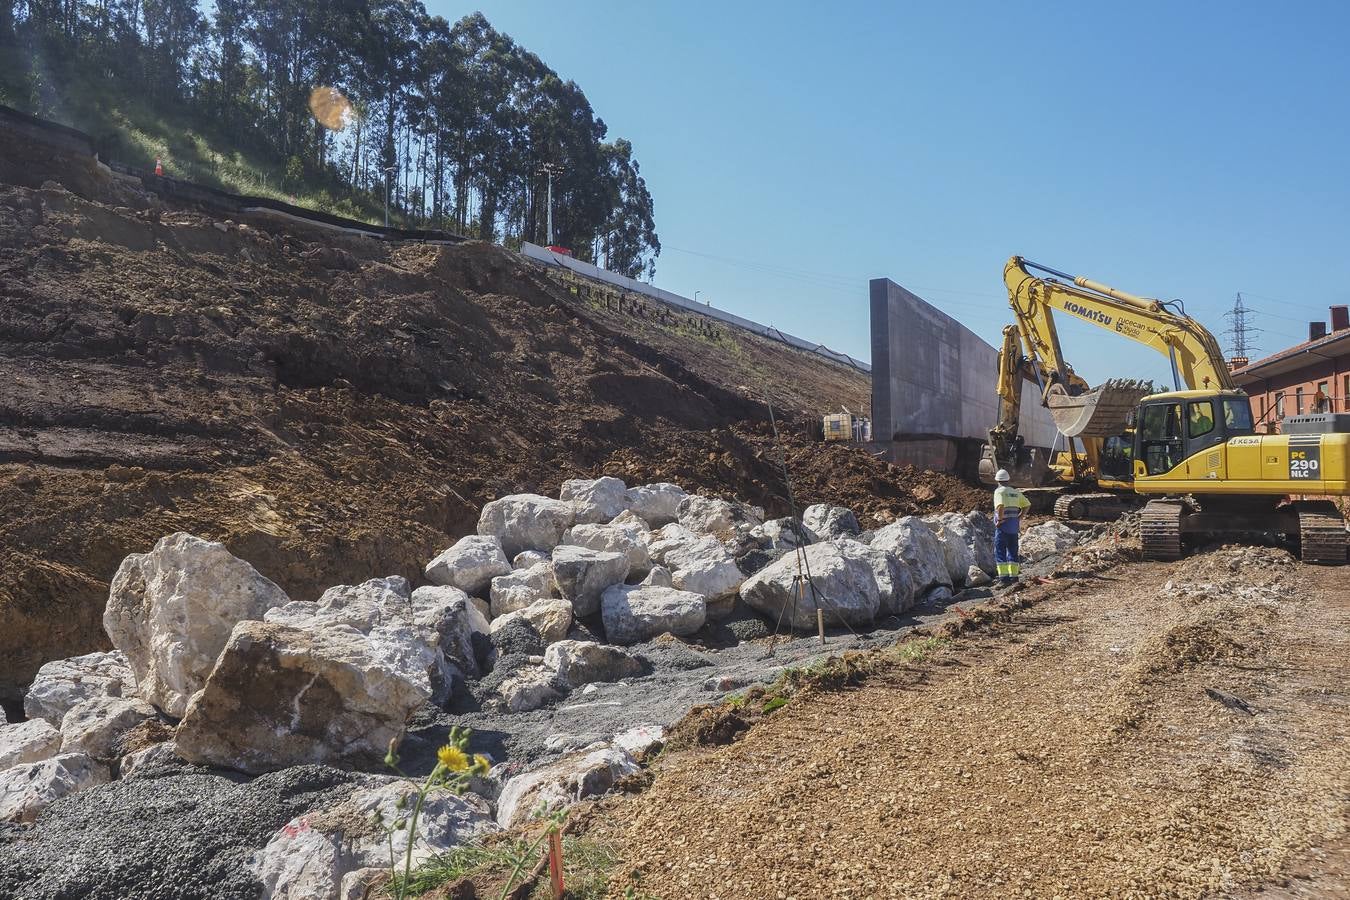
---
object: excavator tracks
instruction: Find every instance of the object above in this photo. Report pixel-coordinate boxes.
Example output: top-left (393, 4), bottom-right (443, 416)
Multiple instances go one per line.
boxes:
top-left (1141, 499), bottom-right (1184, 561)
top-left (1053, 492), bottom-right (1141, 521)
top-left (1294, 500), bottom-right (1348, 565)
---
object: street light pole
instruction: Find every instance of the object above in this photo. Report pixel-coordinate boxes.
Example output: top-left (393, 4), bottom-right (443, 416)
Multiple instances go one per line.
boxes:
top-left (695, 291), bottom-right (701, 304)
top-left (383, 165), bottom-right (397, 228)
top-left (538, 162), bottom-right (564, 245)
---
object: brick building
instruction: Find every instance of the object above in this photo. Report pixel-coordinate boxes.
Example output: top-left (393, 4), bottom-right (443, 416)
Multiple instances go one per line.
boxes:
top-left (1232, 305), bottom-right (1350, 432)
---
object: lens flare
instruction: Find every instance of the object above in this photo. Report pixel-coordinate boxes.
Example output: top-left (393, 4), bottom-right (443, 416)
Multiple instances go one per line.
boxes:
top-left (308, 86), bottom-right (353, 131)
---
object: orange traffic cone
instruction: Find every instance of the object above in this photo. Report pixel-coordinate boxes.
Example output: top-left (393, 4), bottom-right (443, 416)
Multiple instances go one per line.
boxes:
top-left (154, 158), bottom-right (164, 177)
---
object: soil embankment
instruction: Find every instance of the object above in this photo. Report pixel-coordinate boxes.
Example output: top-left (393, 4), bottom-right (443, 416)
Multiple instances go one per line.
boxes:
top-left (0, 138), bottom-right (979, 699)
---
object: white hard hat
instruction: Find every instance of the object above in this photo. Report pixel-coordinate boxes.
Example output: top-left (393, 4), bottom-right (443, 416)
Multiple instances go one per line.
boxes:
top-left (994, 469), bottom-right (1011, 483)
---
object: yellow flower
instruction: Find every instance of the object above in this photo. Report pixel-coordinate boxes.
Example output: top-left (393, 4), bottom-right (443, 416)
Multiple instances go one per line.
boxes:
top-left (437, 745), bottom-right (470, 773)
top-left (473, 754), bottom-right (491, 773)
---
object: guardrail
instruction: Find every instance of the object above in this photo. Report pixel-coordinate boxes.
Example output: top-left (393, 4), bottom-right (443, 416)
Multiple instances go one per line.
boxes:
top-left (520, 242), bottom-right (871, 374)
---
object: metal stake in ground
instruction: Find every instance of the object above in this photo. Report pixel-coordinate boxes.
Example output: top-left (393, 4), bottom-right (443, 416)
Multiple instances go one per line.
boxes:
top-left (759, 395), bottom-right (862, 659)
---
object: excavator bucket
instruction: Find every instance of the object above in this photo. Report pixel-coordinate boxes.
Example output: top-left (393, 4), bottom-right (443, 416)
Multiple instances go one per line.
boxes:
top-left (978, 441), bottom-right (1051, 487)
top-left (1046, 379), bottom-right (1155, 438)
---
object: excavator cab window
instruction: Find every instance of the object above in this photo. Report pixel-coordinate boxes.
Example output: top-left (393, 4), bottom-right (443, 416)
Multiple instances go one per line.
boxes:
top-left (1100, 433), bottom-right (1134, 481)
top-left (1138, 402), bottom-right (1184, 475)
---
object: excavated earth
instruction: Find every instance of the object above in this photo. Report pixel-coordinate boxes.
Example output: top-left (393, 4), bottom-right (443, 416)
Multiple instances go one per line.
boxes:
top-left (0, 135), bottom-right (982, 703)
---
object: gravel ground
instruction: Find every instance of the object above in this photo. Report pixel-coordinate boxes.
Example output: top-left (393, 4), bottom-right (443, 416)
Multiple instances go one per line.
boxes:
top-left (588, 546), bottom-right (1350, 899)
top-left (0, 765), bottom-right (366, 900)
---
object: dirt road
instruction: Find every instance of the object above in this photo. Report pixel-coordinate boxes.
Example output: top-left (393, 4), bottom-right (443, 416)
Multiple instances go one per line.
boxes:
top-left (588, 546), bottom-right (1349, 898)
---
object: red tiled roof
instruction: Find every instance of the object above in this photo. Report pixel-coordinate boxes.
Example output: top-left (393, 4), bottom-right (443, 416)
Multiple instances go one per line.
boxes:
top-left (1232, 327), bottom-right (1350, 377)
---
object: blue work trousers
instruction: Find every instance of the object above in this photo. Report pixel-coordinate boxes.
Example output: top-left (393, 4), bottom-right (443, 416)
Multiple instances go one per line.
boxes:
top-left (994, 523), bottom-right (1021, 578)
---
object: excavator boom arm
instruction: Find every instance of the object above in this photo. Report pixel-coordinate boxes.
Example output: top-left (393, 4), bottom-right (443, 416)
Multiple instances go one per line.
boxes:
top-left (1004, 256), bottom-right (1235, 393)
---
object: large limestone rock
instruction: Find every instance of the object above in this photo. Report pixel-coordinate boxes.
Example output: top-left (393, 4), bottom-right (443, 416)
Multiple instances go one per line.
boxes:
top-left (512, 550), bottom-right (550, 569)
top-left (0, 753), bottom-right (109, 823)
top-left (544, 640), bottom-right (645, 688)
top-left (645, 523), bottom-right (698, 566)
top-left (496, 744), bottom-right (639, 828)
top-left (600, 584), bottom-right (706, 645)
top-left (489, 598), bottom-right (573, 644)
top-left (1020, 520), bottom-right (1080, 563)
top-left (923, 512), bottom-right (980, 586)
top-left (964, 510), bottom-right (997, 574)
top-left (661, 534), bottom-right (745, 601)
top-left (490, 663), bottom-right (565, 713)
top-left (423, 535), bottom-right (511, 595)
top-left (411, 584), bottom-right (490, 693)
top-left (490, 563), bottom-right (558, 619)
top-left (255, 778), bottom-right (497, 900)
top-left (870, 517), bottom-right (952, 594)
top-left (551, 545), bottom-right (630, 617)
top-left (104, 533), bottom-right (290, 718)
top-left (801, 504), bottom-right (860, 540)
top-left (623, 482), bottom-right (687, 527)
top-left (118, 741), bottom-right (180, 778)
top-left (561, 523), bottom-right (651, 578)
top-left (0, 719), bottom-right (63, 771)
top-left (739, 540), bottom-right (881, 628)
top-left (835, 539), bottom-right (916, 615)
top-left (560, 476), bottom-right (628, 525)
top-left (23, 651), bottom-right (135, 726)
top-left (59, 695), bottom-right (157, 760)
top-left (751, 517), bottom-right (813, 551)
top-left (175, 618), bottom-right (432, 775)
top-left (477, 494), bottom-right (575, 557)
top-left (677, 495), bottom-right (764, 537)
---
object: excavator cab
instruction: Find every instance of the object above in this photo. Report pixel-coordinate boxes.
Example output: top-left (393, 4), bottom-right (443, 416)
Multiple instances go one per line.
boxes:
top-left (1133, 390), bottom-right (1255, 477)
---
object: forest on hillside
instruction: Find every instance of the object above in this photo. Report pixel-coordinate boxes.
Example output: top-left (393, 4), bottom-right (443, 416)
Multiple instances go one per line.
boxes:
top-left (0, 1), bottom-right (660, 277)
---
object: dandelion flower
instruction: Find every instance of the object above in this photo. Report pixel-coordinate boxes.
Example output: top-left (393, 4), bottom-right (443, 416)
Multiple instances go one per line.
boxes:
top-left (437, 744), bottom-right (470, 772)
top-left (474, 754), bottom-right (491, 773)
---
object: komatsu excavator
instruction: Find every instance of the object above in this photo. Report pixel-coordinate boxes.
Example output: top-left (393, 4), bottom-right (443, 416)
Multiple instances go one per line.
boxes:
top-left (986, 256), bottom-right (1349, 563)
top-left (980, 321), bottom-right (1147, 518)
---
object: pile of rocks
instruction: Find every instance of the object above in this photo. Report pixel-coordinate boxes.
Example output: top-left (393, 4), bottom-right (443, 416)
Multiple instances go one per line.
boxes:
top-left (0, 476), bottom-right (1080, 898)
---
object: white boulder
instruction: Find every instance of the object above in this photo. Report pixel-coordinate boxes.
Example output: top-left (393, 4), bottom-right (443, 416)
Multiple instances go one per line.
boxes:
top-left (1020, 520), bottom-right (1080, 562)
top-left (622, 483), bottom-right (687, 527)
top-left (560, 476), bottom-right (628, 525)
top-left (411, 585), bottom-right (490, 696)
top-left (512, 550), bottom-right (550, 569)
top-left (491, 663), bottom-right (565, 713)
top-left (739, 540), bottom-right (881, 628)
top-left (103, 533), bottom-right (290, 718)
top-left (965, 510), bottom-right (997, 574)
top-left (751, 517), bottom-right (814, 551)
top-left (966, 565), bottom-right (993, 587)
top-left (118, 741), bottom-right (179, 778)
top-left (496, 744), bottom-right (639, 828)
top-left (0, 753), bottom-right (109, 823)
top-left (544, 640), bottom-right (645, 688)
top-left (477, 494), bottom-right (574, 557)
top-left (661, 535), bottom-right (745, 601)
top-left (640, 566), bottom-right (674, 588)
top-left (801, 504), bottom-right (860, 539)
top-left (608, 509), bottom-right (650, 534)
top-left (59, 695), bottom-right (157, 760)
top-left (175, 617), bottom-right (433, 775)
top-left (836, 538), bottom-right (916, 615)
top-left (612, 724), bottom-right (665, 757)
top-left (23, 651), bottom-right (135, 726)
top-left (423, 535), bottom-right (511, 595)
top-left (922, 512), bottom-right (980, 586)
top-left (561, 523), bottom-right (651, 578)
top-left (489, 563), bottom-right (558, 619)
top-left (255, 778), bottom-right (497, 900)
top-left (489, 598), bottom-right (573, 644)
top-left (601, 584), bottom-right (706, 645)
top-left (870, 517), bottom-right (952, 594)
top-left (0, 719), bottom-right (63, 771)
top-left (677, 495), bottom-right (763, 537)
top-left (551, 545), bottom-right (630, 617)
top-left (645, 522), bottom-right (698, 566)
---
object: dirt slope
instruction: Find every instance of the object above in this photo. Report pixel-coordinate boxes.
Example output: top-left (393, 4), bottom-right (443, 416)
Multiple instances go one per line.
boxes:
top-left (0, 148), bottom-right (981, 699)
top-left (587, 546), bottom-right (1349, 898)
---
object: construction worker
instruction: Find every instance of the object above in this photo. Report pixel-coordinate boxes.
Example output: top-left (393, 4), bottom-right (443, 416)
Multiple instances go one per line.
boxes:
top-left (992, 469), bottom-right (1031, 585)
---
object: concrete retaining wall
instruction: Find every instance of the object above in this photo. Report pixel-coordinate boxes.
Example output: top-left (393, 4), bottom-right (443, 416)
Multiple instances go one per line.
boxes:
top-left (870, 278), bottom-right (1059, 448)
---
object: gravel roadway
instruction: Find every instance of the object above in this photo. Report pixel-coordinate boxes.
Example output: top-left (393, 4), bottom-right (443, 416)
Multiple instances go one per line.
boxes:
top-left (587, 545), bottom-right (1349, 899)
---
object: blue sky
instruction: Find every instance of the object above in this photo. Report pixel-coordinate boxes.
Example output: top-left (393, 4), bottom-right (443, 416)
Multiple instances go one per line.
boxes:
top-left (430, 1), bottom-right (1350, 385)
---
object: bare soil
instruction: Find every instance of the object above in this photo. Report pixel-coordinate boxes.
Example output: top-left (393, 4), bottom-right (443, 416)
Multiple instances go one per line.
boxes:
top-left (0, 147), bottom-right (980, 698)
top-left (583, 545), bottom-right (1349, 898)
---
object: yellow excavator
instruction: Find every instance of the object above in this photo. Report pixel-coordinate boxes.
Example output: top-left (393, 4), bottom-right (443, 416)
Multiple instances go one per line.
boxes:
top-left (987, 256), bottom-right (1349, 563)
top-left (980, 320), bottom-right (1147, 518)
